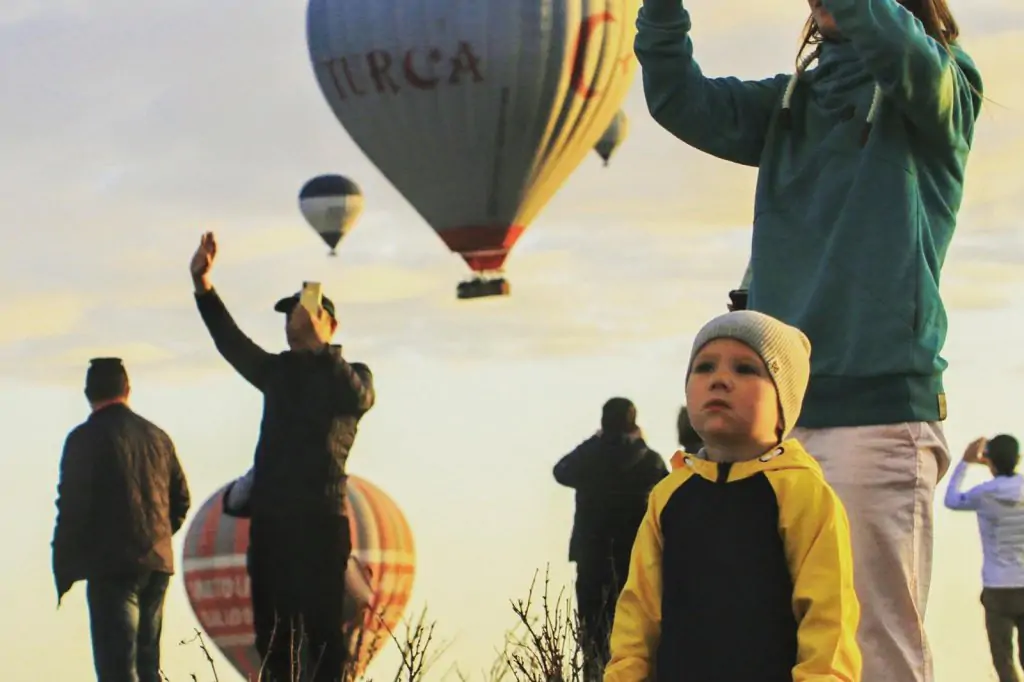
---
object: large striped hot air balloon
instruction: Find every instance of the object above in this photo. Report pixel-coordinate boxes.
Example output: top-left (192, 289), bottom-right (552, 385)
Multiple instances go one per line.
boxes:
top-left (299, 174), bottom-right (365, 257)
top-left (306, 0), bottom-right (639, 299)
top-left (594, 109), bottom-right (629, 167)
top-left (182, 476), bottom-right (416, 680)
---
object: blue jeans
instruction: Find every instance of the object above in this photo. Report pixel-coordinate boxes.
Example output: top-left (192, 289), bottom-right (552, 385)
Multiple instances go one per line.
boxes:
top-left (86, 570), bottom-right (171, 682)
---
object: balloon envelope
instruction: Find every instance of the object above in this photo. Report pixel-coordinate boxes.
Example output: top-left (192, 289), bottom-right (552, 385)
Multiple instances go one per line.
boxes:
top-left (306, 0), bottom-right (639, 273)
top-left (182, 476), bottom-right (416, 680)
top-left (299, 174), bottom-right (365, 254)
top-left (594, 109), bottom-right (628, 165)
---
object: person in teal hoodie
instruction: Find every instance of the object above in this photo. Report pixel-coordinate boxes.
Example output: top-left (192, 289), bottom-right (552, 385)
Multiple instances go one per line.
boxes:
top-left (635, 1), bottom-right (983, 680)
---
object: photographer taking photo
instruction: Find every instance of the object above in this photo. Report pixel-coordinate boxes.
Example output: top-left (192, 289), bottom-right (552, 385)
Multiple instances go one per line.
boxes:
top-left (190, 231), bottom-right (375, 682)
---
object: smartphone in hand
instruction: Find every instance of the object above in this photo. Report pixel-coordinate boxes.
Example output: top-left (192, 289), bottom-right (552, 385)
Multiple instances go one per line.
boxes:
top-left (300, 281), bottom-right (323, 315)
top-left (728, 289), bottom-right (748, 311)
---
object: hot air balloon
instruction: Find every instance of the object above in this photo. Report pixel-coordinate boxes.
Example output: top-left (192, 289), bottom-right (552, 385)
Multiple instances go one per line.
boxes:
top-left (594, 109), bottom-right (629, 167)
top-left (306, 0), bottom-right (639, 299)
top-left (299, 174), bottom-right (365, 256)
top-left (182, 476), bottom-right (416, 680)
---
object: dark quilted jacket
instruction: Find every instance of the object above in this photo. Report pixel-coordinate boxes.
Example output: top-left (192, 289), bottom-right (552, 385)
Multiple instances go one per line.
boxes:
top-left (51, 403), bottom-right (190, 603)
top-left (195, 288), bottom-right (375, 518)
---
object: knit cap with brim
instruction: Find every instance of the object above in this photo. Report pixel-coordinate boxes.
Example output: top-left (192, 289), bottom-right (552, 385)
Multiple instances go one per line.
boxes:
top-left (686, 310), bottom-right (812, 439)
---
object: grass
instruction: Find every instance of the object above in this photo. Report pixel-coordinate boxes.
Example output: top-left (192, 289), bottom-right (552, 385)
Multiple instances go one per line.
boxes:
top-left (174, 565), bottom-right (597, 682)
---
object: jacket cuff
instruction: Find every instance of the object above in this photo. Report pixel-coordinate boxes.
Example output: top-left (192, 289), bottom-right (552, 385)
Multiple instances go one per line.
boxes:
top-left (640, 0), bottom-right (687, 24)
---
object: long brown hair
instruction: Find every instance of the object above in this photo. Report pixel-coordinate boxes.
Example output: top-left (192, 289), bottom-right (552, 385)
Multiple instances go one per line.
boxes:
top-left (798, 0), bottom-right (960, 65)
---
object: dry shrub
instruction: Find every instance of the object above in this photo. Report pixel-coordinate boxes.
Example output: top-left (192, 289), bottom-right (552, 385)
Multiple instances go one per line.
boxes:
top-left (176, 565), bottom-right (593, 682)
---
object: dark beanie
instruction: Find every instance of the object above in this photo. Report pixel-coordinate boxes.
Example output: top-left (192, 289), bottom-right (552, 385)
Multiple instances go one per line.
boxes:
top-left (85, 357), bottom-right (129, 402)
top-left (601, 397), bottom-right (637, 434)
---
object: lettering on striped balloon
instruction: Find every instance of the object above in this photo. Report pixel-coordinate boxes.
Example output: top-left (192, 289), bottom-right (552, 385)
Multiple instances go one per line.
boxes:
top-left (321, 41), bottom-right (484, 98)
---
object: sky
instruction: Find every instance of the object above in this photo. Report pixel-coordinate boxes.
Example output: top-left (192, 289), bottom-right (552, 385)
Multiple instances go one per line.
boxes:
top-left (0, 0), bottom-right (1022, 679)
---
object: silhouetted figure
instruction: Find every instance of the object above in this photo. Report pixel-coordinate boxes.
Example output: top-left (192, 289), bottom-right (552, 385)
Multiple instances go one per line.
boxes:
top-left (554, 398), bottom-right (667, 679)
top-left (190, 232), bottom-right (374, 682)
top-left (52, 358), bottom-right (191, 682)
top-left (945, 435), bottom-right (1024, 682)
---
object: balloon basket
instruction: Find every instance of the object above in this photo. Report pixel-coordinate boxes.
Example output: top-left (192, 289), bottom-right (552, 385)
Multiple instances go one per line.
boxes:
top-left (456, 276), bottom-right (510, 300)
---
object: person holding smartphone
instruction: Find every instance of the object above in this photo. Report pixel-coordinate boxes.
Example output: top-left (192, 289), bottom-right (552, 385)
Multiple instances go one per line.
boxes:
top-left (945, 436), bottom-right (1024, 682)
top-left (189, 232), bottom-right (375, 682)
top-left (635, 0), bottom-right (983, 679)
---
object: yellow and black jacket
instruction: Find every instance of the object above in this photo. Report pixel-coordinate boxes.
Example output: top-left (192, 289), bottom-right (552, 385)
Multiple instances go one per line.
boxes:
top-left (605, 439), bottom-right (861, 682)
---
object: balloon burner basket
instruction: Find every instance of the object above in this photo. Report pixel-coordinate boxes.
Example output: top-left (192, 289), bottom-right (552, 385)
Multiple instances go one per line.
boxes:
top-left (456, 276), bottom-right (510, 300)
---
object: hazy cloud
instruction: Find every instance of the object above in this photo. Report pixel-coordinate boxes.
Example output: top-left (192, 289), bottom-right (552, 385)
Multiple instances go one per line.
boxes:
top-left (0, 0), bottom-right (1020, 385)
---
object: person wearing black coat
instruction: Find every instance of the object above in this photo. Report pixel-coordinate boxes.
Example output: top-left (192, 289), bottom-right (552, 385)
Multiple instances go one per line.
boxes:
top-left (554, 397), bottom-right (668, 679)
top-left (52, 357), bottom-right (191, 682)
top-left (190, 232), bottom-right (375, 682)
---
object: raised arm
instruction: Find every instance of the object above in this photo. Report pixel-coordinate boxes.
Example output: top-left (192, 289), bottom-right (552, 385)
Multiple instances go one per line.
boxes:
top-left (194, 288), bottom-right (274, 390)
top-left (774, 472), bottom-right (862, 681)
top-left (553, 442), bottom-right (588, 488)
top-left (190, 233), bottom-right (274, 391)
top-left (605, 486), bottom-right (665, 681)
top-left (943, 460), bottom-right (989, 511)
top-left (820, 0), bottom-right (983, 141)
top-left (636, 0), bottom-right (787, 166)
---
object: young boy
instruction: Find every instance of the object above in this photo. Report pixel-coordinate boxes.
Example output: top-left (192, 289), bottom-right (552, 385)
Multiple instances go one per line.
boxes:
top-left (604, 310), bottom-right (862, 681)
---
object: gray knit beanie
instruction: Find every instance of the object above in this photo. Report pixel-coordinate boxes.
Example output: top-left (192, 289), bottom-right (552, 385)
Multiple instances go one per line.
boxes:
top-left (686, 310), bottom-right (811, 439)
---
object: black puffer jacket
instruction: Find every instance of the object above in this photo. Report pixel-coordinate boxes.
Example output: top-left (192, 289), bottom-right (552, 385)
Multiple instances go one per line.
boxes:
top-left (554, 432), bottom-right (667, 563)
top-left (196, 289), bottom-right (374, 518)
top-left (51, 403), bottom-right (190, 603)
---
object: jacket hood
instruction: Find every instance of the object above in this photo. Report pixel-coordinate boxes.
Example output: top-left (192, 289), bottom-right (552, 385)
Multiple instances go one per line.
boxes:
top-left (574, 431), bottom-right (652, 472)
top-left (813, 38), bottom-right (982, 104)
top-left (674, 439), bottom-right (822, 483)
top-left (986, 475), bottom-right (1024, 507)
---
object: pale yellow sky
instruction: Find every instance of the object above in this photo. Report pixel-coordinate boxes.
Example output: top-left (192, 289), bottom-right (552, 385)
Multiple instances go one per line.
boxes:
top-left (0, 0), bottom-right (1021, 679)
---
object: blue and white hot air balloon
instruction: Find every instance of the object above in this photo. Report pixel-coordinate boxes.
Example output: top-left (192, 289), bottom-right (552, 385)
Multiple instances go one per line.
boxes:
top-left (298, 174), bottom-right (365, 256)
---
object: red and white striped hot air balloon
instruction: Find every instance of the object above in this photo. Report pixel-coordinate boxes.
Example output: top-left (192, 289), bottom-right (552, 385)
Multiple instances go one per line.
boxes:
top-left (181, 476), bottom-right (416, 680)
top-left (306, 0), bottom-right (640, 299)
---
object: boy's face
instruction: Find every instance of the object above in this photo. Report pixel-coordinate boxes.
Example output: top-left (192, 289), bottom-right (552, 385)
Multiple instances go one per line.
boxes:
top-left (686, 338), bottom-right (782, 447)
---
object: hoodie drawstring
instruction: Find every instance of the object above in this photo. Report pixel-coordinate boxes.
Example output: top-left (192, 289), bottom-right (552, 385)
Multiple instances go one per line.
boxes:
top-left (778, 46), bottom-right (883, 148)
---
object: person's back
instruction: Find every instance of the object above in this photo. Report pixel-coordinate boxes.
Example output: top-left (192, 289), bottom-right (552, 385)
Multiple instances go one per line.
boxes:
top-left (52, 358), bottom-right (190, 682)
top-left (554, 397), bottom-right (667, 679)
top-left (945, 435), bottom-right (1024, 682)
top-left (78, 404), bottom-right (187, 572)
top-left (556, 429), bottom-right (666, 563)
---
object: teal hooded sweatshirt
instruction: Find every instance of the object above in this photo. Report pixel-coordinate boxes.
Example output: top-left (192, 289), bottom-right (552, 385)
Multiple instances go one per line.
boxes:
top-left (637, 0), bottom-right (984, 428)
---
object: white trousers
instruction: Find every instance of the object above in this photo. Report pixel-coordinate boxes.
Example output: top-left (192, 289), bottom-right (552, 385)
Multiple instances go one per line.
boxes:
top-left (792, 422), bottom-right (950, 682)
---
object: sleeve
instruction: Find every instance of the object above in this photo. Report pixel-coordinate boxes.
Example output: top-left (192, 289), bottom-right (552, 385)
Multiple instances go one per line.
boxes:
top-left (605, 485), bottom-right (666, 681)
top-left (52, 431), bottom-right (93, 598)
top-left (943, 460), bottom-right (987, 511)
top-left (635, 0), bottom-right (787, 167)
top-left (647, 451), bottom-right (669, 486)
top-left (167, 437), bottom-right (191, 535)
top-left (329, 358), bottom-right (375, 414)
top-left (553, 447), bottom-right (585, 487)
top-left (820, 0), bottom-right (981, 140)
top-left (773, 471), bottom-right (862, 682)
top-left (194, 288), bottom-right (274, 391)
top-left (223, 468), bottom-right (255, 519)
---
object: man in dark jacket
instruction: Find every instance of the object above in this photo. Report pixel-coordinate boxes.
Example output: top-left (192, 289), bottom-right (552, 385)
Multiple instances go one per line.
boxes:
top-left (553, 397), bottom-right (667, 680)
top-left (52, 357), bottom-right (191, 682)
top-left (189, 232), bottom-right (375, 682)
